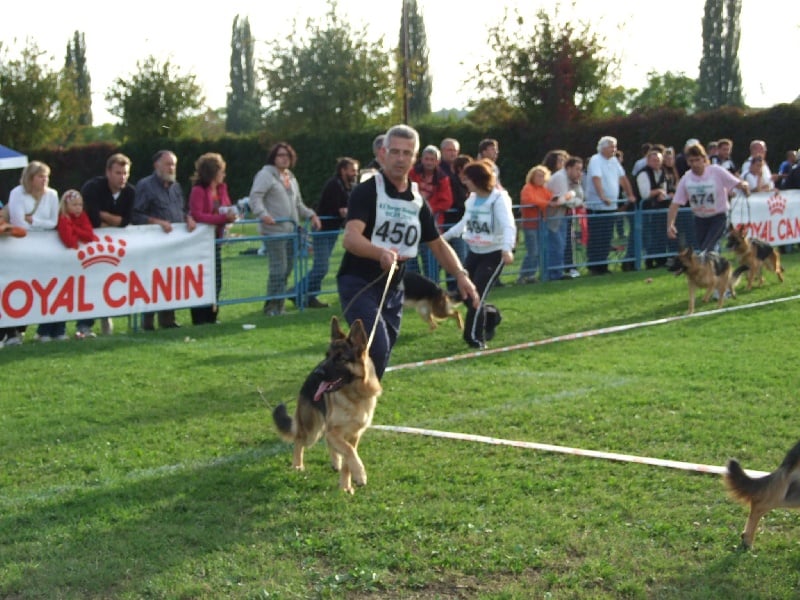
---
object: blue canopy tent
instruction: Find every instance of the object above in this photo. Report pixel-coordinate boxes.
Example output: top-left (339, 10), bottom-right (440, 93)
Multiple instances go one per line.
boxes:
top-left (0, 144), bottom-right (28, 170)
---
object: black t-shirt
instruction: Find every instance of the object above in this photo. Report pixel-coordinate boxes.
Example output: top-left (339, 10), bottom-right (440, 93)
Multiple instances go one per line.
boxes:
top-left (80, 176), bottom-right (136, 229)
top-left (337, 173), bottom-right (439, 286)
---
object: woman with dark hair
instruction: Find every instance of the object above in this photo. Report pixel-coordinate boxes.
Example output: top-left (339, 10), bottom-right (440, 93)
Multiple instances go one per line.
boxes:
top-left (188, 152), bottom-right (238, 324)
top-left (291, 156), bottom-right (359, 309)
top-left (442, 159), bottom-right (516, 348)
top-left (248, 142), bottom-right (321, 316)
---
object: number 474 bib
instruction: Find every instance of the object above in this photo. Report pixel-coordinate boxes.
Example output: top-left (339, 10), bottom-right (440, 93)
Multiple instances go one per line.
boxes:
top-left (370, 172), bottom-right (423, 259)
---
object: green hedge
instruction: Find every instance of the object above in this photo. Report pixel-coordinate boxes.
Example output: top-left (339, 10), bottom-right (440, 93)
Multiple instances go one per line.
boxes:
top-left (3, 104), bottom-right (799, 209)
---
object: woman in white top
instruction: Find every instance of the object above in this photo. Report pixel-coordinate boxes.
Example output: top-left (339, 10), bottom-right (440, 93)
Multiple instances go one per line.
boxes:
top-left (742, 156), bottom-right (774, 192)
top-left (443, 159), bottom-right (516, 349)
top-left (7, 161), bottom-right (59, 231)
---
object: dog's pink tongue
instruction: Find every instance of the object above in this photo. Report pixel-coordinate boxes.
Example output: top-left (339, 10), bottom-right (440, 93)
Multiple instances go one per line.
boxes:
top-left (314, 381), bottom-right (330, 403)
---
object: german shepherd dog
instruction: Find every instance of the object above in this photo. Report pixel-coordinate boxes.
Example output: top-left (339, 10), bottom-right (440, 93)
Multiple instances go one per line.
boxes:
top-left (668, 247), bottom-right (738, 314)
top-left (272, 317), bottom-right (382, 494)
top-left (402, 270), bottom-right (463, 331)
top-left (725, 439), bottom-right (800, 548)
top-left (726, 224), bottom-right (784, 290)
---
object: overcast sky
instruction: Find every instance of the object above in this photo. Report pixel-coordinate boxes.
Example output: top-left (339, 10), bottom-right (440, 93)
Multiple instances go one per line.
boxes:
top-left (1, 0), bottom-right (797, 124)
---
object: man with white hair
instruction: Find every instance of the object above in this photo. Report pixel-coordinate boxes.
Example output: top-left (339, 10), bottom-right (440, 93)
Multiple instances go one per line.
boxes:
top-left (584, 136), bottom-right (635, 275)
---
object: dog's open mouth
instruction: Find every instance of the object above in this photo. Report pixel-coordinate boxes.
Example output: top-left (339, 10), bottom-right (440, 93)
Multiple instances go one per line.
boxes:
top-left (314, 378), bottom-right (344, 402)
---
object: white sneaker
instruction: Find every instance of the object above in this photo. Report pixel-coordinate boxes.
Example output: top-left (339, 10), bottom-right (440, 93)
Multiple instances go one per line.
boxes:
top-left (569, 268), bottom-right (580, 278)
top-left (4, 336), bottom-right (22, 346)
top-left (36, 335), bottom-right (52, 342)
top-left (55, 334), bottom-right (69, 341)
top-left (76, 326), bottom-right (96, 339)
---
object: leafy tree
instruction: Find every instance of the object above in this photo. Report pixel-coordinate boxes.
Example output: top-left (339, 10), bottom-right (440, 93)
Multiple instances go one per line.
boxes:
top-left (226, 15), bottom-right (261, 134)
top-left (630, 71), bottom-right (697, 113)
top-left (696, 0), bottom-right (743, 110)
top-left (105, 55), bottom-right (205, 141)
top-left (65, 31), bottom-right (92, 126)
top-left (261, 0), bottom-right (394, 135)
top-left (476, 7), bottom-right (616, 125)
top-left (185, 108), bottom-right (227, 140)
top-left (0, 40), bottom-right (81, 149)
top-left (397, 0), bottom-right (431, 122)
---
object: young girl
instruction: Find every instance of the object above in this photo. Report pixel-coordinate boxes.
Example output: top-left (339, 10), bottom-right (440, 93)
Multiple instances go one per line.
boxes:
top-left (443, 159), bottom-right (516, 349)
top-left (51, 190), bottom-right (97, 340)
top-left (57, 189), bottom-right (97, 249)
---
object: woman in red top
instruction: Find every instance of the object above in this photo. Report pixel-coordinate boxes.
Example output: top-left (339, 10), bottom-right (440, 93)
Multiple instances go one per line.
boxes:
top-left (408, 145), bottom-right (453, 280)
top-left (188, 152), bottom-right (237, 324)
top-left (518, 165), bottom-right (553, 284)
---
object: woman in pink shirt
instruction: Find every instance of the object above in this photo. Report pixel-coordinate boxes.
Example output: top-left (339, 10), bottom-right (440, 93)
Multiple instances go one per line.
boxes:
top-left (667, 143), bottom-right (749, 252)
top-left (188, 152), bottom-right (238, 324)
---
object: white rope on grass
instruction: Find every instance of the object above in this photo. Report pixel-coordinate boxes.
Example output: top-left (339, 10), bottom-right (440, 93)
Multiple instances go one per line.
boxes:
top-left (385, 293), bottom-right (800, 373)
top-left (371, 424), bottom-right (770, 478)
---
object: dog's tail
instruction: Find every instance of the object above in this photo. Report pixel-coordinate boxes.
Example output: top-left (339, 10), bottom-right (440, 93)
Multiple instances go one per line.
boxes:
top-left (272, 403), bottom-right (296, 441)
top-left (724, 439), bottom-right (800, 504)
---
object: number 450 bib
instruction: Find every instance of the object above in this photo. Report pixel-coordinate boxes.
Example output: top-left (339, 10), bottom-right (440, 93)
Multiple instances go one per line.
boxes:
top-left (370, 172), bottom-right (423, 258)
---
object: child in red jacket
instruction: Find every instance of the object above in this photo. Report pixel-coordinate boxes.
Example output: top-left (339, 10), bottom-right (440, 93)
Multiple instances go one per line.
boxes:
top-left (57, 189), bottom-right (97, 249)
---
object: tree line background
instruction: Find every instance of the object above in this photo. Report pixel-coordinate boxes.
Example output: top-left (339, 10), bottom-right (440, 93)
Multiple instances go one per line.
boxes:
top-left (1, 0), bottom-right (797, 204)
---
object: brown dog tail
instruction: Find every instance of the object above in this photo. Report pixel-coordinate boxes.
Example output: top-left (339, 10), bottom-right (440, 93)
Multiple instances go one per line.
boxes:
top-left (724, 459), bottom-right (770, 504)
top-left (272, 403), bottom-right (295, 441)
top-left (725, 440), bottom-right (800, 503)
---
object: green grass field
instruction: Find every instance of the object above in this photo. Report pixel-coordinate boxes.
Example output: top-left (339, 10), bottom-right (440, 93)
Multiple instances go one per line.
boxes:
top-left (3, 248), bottom-right (800, 599)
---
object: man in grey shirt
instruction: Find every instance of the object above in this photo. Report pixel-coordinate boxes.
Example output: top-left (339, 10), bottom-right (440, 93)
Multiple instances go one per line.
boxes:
top-left (133, 150), bottom-right (196, 330)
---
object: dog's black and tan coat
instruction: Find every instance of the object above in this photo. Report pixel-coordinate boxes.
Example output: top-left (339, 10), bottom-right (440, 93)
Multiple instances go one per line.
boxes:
top-left (725, 439), bottom-right (800, 548)
top-left (726, 224), bottom-right (784, 291)
top-left (402, 271), bottom-right (464, 331)
top-left (668, 247), bottom-right (739, 314)
top-left (273, 317), bottom-right (382, 494)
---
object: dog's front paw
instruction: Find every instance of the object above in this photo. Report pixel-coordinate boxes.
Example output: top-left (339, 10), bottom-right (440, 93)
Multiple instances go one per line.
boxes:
top-left (352, 468), bottom-right (367, 487)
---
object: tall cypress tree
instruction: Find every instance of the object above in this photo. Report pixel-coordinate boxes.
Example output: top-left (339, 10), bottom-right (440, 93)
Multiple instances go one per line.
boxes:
top-left (398, 0), bottom-right (432, 122)
top-left (696, 0), bottom-right (743, 110)
top-left (226, 15), bottom-right (261, 133)
top-left (64, 31), bottom-right (92, 126)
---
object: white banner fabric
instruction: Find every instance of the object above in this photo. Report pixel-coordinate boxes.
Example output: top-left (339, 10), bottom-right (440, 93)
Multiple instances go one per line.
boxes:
top-left (0, 224), bottom-right (215, 327)
top-left (729, 189), bottom-right (800, 245)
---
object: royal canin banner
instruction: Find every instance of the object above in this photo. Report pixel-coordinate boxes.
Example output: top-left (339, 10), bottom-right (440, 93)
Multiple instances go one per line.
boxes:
top-left (729, 190), bottom-right (800, 245)
top-left (0, 224), bottom-right (215, 327)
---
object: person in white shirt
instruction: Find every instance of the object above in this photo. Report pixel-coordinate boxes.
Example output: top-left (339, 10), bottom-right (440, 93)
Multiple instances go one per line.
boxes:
top-left (6, 161), bottom-right (59, 231)
top-left (443, 159), bottom-right (515, 349)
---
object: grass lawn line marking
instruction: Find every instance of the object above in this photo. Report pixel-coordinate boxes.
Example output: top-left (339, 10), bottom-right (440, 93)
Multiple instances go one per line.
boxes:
top-left (371, 424), bottom-right (770, 478)
top-left (386, 293), bottom-right (800, 373)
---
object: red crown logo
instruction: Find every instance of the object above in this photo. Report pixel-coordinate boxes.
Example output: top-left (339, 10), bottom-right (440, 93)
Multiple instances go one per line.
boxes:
top-left (77, 234), bottom-right (127, 268)
top-left (768, 193), bottom-right (786, 216)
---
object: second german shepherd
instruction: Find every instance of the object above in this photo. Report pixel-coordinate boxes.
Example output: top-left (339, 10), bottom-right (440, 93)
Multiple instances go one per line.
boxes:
top-left (272, 317), bottom-right (382, 494)
top-left (726, 224), bottom-right (784, 290)
top-left (402, 270), bottom-right (464, 331)
top-left (668, 247), bottom-right (738, 314)
top-left (725, 439), bottom-right (800, 548)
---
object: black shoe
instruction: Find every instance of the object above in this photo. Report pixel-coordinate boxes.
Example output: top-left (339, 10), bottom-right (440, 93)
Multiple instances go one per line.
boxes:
top-left (162, 322), bottom-right (181, 329)
top-left (484, 308), bottom-right (502, 341)
top-left (466, 339), bottom-right (486, 349)
top-left (307, 297), bottom-right (329, 309)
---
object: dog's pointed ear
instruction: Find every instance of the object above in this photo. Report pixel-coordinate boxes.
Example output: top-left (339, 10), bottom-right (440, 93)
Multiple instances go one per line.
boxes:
top-left (348, 318), bottom-right (369, 351)
top-left (330, 316), bottom-right (346, 340)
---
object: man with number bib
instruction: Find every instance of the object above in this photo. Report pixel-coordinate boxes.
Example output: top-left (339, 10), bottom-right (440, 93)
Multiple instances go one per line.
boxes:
top-left (337, 125), bottom-right (479, 379)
